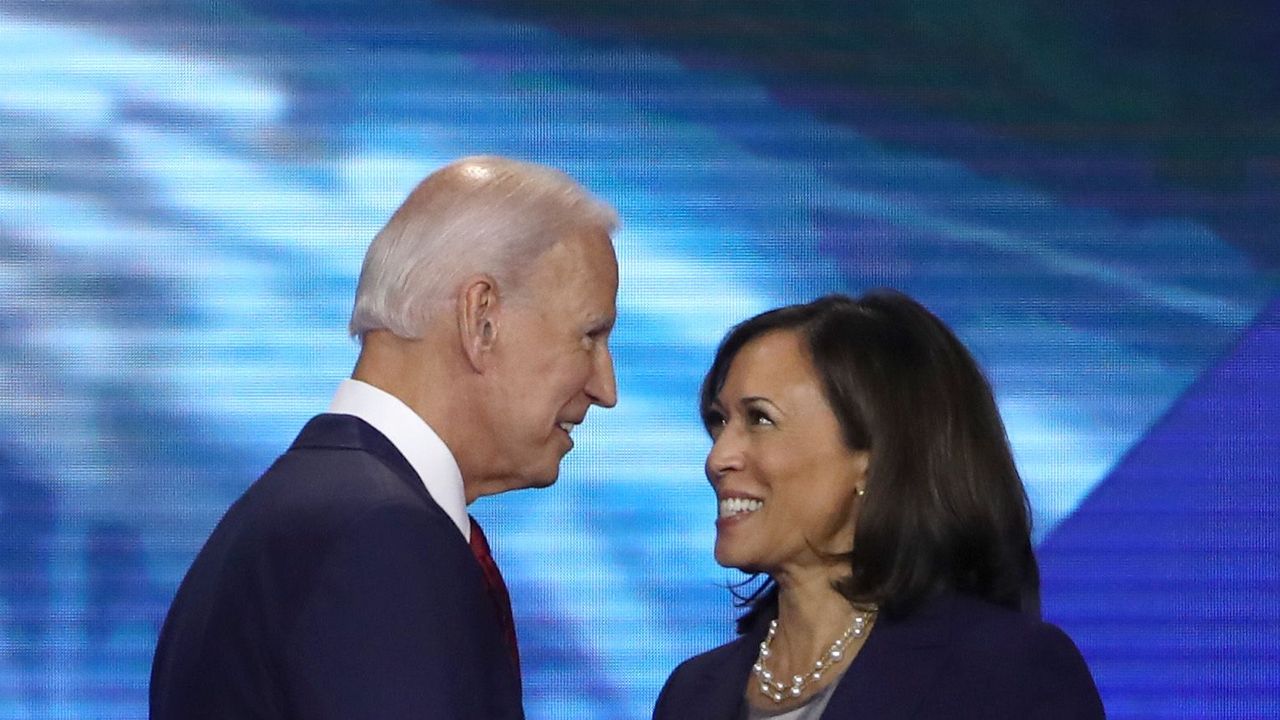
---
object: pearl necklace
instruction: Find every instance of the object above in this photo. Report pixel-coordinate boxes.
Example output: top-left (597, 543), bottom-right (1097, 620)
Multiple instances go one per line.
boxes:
top-left (752, 608), bottom-right (875, 703)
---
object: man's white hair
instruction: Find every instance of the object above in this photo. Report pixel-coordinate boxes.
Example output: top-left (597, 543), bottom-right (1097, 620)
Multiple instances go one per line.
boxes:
top-left (349, 156), bottom-right (618, 340)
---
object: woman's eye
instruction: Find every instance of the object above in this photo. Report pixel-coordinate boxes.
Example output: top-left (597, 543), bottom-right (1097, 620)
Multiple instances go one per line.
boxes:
top-left (703, 411), bottom-right (726, 432)
top-left (747, 409), bottom-right (774, 426)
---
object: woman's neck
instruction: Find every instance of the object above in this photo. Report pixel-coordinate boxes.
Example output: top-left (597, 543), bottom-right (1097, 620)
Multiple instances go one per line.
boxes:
top-left (770, 570), bottom-right (863, 668)
top-left (744, 567), bottom-right (875, 711)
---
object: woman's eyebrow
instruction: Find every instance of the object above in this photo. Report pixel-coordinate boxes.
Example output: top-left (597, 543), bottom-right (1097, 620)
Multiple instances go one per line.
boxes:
top-left (739, 396), bottom-right (784, 414)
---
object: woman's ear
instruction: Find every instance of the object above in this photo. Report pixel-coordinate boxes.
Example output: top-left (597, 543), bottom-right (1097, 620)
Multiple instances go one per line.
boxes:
top-left (853, 451), bottom-right (870, 497)
top-left (457, 274), bottom-right (500, 372)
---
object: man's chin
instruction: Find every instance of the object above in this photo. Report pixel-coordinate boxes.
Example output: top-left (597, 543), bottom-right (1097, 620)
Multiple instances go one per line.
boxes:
top-left (525, 474), bottom-right (558, 490)
top-left (514, 464), bottom-right (560, 491)
top-left (500, 452), bottom-right (564, 492)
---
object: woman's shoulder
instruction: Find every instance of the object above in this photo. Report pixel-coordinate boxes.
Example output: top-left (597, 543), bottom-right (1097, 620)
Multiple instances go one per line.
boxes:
top-left (943, 593), bottom-right (1084, 659)
top-left (931, 594), bottom-right (1105, 717)
top-left (854, 593), bottom-right (1104, 718)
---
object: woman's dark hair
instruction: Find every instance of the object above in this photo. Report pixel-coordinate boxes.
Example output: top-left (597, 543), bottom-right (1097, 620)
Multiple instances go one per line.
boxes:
top-left (699, 291), bottom-right (1039, 631)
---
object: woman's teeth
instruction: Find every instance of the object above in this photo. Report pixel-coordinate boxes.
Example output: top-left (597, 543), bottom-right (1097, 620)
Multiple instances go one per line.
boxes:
top-left (718, 497), bottom-right (763, 519)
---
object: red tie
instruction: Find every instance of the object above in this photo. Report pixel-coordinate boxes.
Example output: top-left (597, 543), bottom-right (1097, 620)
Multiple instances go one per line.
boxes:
top-left (468, 517), bottom-right (520, 674)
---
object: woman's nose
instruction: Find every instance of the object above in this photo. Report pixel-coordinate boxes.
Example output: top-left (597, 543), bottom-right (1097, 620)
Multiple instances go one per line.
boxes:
top-left (705, 432), bottom-right (744, 482)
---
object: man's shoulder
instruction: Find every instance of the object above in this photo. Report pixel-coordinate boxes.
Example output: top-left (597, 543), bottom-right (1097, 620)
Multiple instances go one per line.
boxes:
top-left (209, 415), bottom-right (457, 563)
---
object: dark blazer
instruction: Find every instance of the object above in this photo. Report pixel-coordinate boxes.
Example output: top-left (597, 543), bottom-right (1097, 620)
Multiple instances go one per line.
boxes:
top-left (151, 414), bottom-right (523, 720)
top-left (654, 593), bottom-right (1104, 720)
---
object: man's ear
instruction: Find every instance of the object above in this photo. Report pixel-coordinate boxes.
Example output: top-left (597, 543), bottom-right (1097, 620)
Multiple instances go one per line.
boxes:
top-left (457, 274), bottom-right (501, 372)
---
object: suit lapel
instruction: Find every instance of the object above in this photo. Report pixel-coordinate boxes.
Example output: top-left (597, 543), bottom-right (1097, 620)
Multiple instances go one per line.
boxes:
top-left (696, 630), bottom-right (764, 720)
top-left (822, 594), bottom-right (957, 720)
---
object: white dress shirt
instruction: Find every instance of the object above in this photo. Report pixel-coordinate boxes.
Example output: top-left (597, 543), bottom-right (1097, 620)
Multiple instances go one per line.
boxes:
top-left (328, 378), bottom-right (470, 541)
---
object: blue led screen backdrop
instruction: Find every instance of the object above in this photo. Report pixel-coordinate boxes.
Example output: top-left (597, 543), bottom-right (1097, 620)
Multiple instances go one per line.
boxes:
top-left (0, 1), bottom-right (1277, 717)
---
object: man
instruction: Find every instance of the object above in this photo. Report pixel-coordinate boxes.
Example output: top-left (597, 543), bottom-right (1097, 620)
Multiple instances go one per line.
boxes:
top-left (151, 156), bottom-right (619, 719)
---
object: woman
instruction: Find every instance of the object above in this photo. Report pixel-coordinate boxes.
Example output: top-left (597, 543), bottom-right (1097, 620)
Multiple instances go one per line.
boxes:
top-left (654, 292), bottom-right (1103, 720)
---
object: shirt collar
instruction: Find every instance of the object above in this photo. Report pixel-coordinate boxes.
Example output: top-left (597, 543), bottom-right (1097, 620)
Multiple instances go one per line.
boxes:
top-left (328, 378), bottom-right (470, 541)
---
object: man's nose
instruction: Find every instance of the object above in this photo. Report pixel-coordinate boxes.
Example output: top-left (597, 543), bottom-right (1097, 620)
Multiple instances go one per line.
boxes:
top-left (586, 343), bottom-right (617, 408)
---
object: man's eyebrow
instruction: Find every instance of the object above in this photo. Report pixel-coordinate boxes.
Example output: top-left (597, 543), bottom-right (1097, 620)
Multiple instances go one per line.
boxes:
top-left (586, 315), bottom-right (616, 332)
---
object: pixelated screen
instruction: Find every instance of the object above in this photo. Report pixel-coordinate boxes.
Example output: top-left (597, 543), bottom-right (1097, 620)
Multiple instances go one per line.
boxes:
top-left (1, 1), bottom-right (1277, 718)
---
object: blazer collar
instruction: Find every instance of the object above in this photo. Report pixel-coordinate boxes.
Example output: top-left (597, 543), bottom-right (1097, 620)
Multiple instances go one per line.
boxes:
top-left (289, 413), bottom-right (436, 508)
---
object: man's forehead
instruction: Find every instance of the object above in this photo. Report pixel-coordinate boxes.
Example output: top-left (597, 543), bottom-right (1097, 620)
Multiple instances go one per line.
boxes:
top-left (577, 285), bottom-right (618, 331)
top-left (533, 228), bottom-right (613, 267)
top-left (572, 228), bottom-right (618, 271)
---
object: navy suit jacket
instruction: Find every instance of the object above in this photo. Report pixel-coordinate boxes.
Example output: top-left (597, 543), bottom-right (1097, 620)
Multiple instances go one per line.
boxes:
top-left (151, 414), bottom-right (523, 720)
top-left (654, 593), bottom-right (1104, 720)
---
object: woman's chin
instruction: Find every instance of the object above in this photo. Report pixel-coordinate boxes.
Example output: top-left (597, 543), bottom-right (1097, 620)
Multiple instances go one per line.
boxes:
top-left (714, 545), bottom-right (764, 574)
top-left (713, 545), bottom-right (741, 570)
